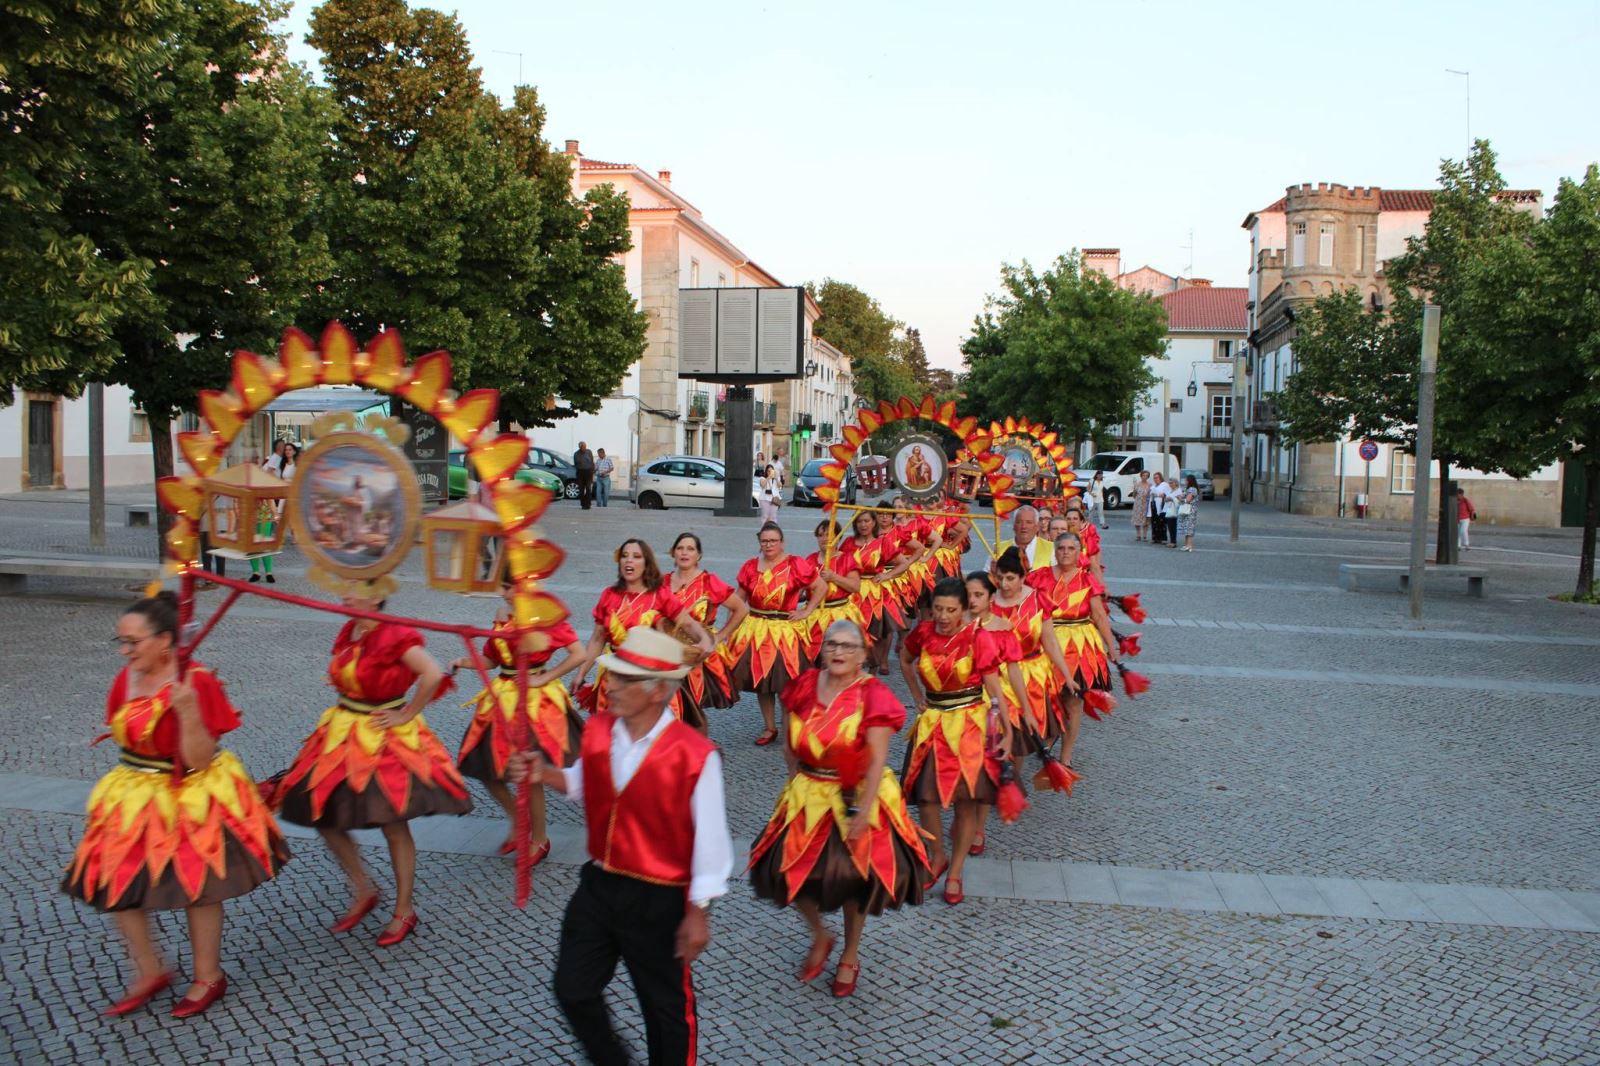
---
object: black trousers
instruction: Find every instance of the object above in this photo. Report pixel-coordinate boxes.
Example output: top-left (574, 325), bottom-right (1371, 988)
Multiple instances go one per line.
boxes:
top-left (1164, 515), bottom-right (1179, 543)
top-left (554, 864), bottom-right (695, 1066)
top-left (199, 531), bottom-right (226, 577)
top-left (1150, 508), bottom-right (1166, 542)
top-left (577, 471), bottom-right (594, 508)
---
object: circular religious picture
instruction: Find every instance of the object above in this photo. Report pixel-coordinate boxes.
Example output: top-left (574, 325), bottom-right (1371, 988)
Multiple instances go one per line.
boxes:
top-left (890, 434), bottom-right (948, 501)
top-left (288, 430), bottom-right (422, 580)
top-left (1000, 444), bottom-right (1038, 485)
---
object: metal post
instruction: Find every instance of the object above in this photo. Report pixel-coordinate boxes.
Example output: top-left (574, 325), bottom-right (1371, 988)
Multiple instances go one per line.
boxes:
top-left (88, 382), bottom-right (105, 547)
top-left (1230, 349), bottom-right (1243, 541)
top-left (718, 386), bottom-right (756, 517)
top-left (1408, 305), bottom-right (1441, 621)
top-left (1161, 379), bottom-right (1171, 473)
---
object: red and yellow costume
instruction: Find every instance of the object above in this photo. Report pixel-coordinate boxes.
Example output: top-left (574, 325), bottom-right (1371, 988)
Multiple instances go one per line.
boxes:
top-left (63, 665), bottom-right (289, 911)
top-left (991, 589), bottom-right (1066, 746)
top-left (748, 672), bottom-right (928, 912)
top-left (583, 585), bottom-right (694, 721)
top-left (929, 511), bottom-right (970, 581)
top-left (457, 619), bottom-right (584, 781)
top-left (278, 622), bottom-right (471, 829)
top-left (879, 519), bottom-right (933, 623)
top-left (1076, 522), bottom-right (1104, 572)
top-left (839, 532), bottom-right (891, 638)
top-left (723, 554), bottom-right (818, 695)
top-left (803, 547), bottom-right (866, 662)
top-left (580, 712), bottom-right (716, 886)
top-left (1027, 566), bottom-right (1112, 692)
top-left (668, 571), bottom-right (738, 724)
top-left (900, 621), bottom-right (1003, 807)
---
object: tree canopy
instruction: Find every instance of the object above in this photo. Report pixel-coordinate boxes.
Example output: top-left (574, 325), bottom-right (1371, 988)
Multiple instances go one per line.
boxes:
top-left (959, 253), bottom-right (1165, 444)
top-left (807, 279), bottom-right (917, 404)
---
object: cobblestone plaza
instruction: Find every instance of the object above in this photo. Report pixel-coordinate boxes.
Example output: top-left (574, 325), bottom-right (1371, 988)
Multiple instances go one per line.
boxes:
top-left (2, 492), bottom-right (1597, 1064)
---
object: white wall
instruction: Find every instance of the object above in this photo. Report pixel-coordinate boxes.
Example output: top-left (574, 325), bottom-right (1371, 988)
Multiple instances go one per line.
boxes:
top-left (1131, 335), bottom-right (1238, 442)
top-left (1, 385), bottom-right (157, 490)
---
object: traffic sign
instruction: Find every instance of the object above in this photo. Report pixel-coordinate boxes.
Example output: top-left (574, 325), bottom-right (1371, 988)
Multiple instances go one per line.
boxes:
top-left (1358, 439), bottom-right (1379, 462)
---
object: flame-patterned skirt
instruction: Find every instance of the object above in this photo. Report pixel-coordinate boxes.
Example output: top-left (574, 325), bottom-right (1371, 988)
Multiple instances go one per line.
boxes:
top-left (277, 700), bottom-right (472, 829)
top-left (902, 691), bottom-right (999, 806)
top-left (1002, 651), bottom-right (1065, 756)
top-left (722, 610), bottom-right (809, 696)
top-left (855, 575), bottom-right (889, 640)
top-left (670, 649), bottom-right (734, 730)
top-left (458, 674), bottom-right (583, 782)
top-left (803, 597), bottom-right (870, 666)
top-left (62, 750), bottom-right (289, 912)
top-left (748, 766), bottom-right (928, 914)
top-left (880, 561), bottom-right (933, 626)
top-left (1054, 620), bottom-right (1112, 693)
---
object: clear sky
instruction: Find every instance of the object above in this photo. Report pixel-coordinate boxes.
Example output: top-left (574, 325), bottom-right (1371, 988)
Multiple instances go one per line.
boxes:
top-left (279, 0), bottom-right (1599, 370)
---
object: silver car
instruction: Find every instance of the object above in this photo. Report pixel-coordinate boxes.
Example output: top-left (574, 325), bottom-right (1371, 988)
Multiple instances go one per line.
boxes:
top-left (633, 455), bottom-right (760, 509)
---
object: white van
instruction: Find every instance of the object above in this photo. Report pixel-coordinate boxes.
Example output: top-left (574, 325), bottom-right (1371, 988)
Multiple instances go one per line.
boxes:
top-left (1071, 452), bottom-right (1180, 510)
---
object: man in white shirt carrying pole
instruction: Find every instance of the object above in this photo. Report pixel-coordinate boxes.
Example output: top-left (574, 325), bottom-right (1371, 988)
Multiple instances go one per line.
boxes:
top-left (511, 627), bottom-right (733, 1066)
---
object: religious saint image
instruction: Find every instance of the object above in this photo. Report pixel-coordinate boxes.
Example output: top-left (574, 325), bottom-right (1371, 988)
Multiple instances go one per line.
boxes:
top-left (289, 431), bottom-right (421, 579)
top-left (1001, 444), bottom-right (1038, 485)
top-left (890, 435), bottom-right (947, 500)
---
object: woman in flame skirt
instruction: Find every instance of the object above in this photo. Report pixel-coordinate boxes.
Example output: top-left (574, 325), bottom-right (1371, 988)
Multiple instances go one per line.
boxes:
top-left (844, 509), bottom-right (911, 677)
top-left (666, 531), bottom-right (748, 729)
top-left (451, 577), bottom-right (587, 866)
top-left (748, 619), bottom-right (928, 997)
top-left (1026, 531), bottom-right (1122, 770)
top-left (803, 518), bottom-right (866, 665)
top-left (898, 577), bottom-right (1013, 906)
top-left (63, 592), bottom-right (289, 1018)
top-left (724, 521), bottom-right (826, 746)
top-left (276, 591), bottom-right (471, 947)
top-left (576, 537), bottom-right (715, 725)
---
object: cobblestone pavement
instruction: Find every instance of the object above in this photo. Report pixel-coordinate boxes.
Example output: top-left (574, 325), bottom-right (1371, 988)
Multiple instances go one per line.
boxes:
top-left (2, 494), bottom-right (1598, 1062)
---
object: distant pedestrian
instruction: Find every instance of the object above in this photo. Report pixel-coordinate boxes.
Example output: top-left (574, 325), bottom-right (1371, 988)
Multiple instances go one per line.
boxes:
top-left (1457, 490), bottom-right (1477, 551)
top-left (1161, 481), bottom-right (1180, 548)
top-left (594, 448), bottom-right (614, 508)
top-left (754, 451), bottom-right (767, 480)
top-left (773, 454), bottom-right (787, 488)
top-left (1177, 475), bottom-right (1200, 552)
top-left (758, 464), bottom-right (783, 524)
top-left (1149, 473), bottom-right (1170, 545)
top-left (574, 442), bottom-right (595, 510)
top-left (249, 451), bottom-right (281, 584)
top-left (1131, 470), bottom-right (1152, 541)
top-left (1088, 471), bottom-right (1108, 528)
top-left (264, 439), bottom-right (286, 476)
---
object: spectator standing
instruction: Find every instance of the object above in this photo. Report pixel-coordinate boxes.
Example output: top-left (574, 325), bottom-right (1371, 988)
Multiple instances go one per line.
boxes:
top-left (758, 464), bottom-right (783, 524)
top-left (594, 448), bottom-right (614, 508)
top-left (773, 453), bottom-right (787, 488)
top-left (754, 451), bottom-right (767, 480)
top-left (1088, 471), bottom-right (1108, 528)
top-left (1148, 473), bottom-right (1171, 545)
top-left (1177, 475), bottom-right (1200, 552)
top-left (1131, 470), bottom-right (1152, 542)
top-left (574, 442), bottom-right (595, 510)
top-left (264, 439), bottom-right (286, 476)
top-left (1457, 490), bottom-right (1477, 551)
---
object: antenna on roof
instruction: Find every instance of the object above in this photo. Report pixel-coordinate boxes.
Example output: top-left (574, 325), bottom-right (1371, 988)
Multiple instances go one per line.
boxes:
top-left (1445, 69), bottom-right (1471, 154)
top-left (1182, 228), bottom-right (1194, 280)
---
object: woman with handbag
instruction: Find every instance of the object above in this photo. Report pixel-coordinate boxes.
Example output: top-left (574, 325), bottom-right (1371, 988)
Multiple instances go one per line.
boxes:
top-left (758, 463), bottom-right (783, 524)
top-left (1162, 481), bottom-right (1181, 548)
top-left (1177, 475), bottom-right (1200, 552)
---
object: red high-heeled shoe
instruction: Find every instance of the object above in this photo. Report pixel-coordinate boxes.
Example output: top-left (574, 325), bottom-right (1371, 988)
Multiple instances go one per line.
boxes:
top-left (943, 878), bottom-right (965, 905)
top-left (496, 839), bottom-right (516, 856)
top-left (922, 858), bottom-right (949, 892)
top-left (330, 892), bottom-right (379, 934)
top-left (831, 961), bottom-right (860, 998)
top-left (171, 974), bottom-right (227, 1019)
top-left (376, 912), bottom-right (419, 947)
top-left (528, 839), bottom-right (551, 868)
top-left (798, 936), bottom-right (835, 983)
top-left (102, 970), bottom-right (173, 1017)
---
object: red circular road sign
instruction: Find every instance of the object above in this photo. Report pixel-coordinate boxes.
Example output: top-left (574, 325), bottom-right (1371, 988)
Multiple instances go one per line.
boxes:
top-left (1358, 439), bottom-right (1379, 462)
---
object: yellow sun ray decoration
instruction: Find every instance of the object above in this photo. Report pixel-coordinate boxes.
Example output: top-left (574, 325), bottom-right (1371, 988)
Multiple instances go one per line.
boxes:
top-left (152, 322), bottom-right (569, 908)
top-left (987, 415), bottom-right (1079, 512)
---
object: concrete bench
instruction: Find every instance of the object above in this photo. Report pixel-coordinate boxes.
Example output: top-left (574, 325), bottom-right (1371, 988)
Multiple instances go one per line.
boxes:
top-left (124, 503), bottom-right (158, 527)
top-left (1338, 563), bottom-right (1487, 599)
top-left (0, 555), bottom-right (161, 593)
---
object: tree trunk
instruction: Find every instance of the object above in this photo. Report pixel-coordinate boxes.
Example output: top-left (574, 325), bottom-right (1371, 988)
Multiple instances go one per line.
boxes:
top-left (1435, 457), bottom-right (1452, 564)
top-left (149, 411), bottom-right (176, 541)
top-left (1578, 459), bottom-right (1599, 599)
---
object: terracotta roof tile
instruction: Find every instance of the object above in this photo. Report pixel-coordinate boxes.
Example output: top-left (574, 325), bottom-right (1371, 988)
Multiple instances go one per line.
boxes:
top-left (1160, 287), bottom-right (1248, 332)
top-left (1253, 188), bottom-right (1540, 215)
top-left (578, 158), bottom-right (633, 170)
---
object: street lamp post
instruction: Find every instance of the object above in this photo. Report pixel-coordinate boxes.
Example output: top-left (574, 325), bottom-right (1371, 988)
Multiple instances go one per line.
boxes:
top-left (1408, 305), bottom-right (1441, 621)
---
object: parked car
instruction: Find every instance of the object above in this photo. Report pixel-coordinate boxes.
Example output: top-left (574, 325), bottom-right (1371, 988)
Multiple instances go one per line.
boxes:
top-left (632, 456), bottom-right (760, 510)
top-left (790, 459), bottom-right (856, 507)
top-left (447, 450), bottom-right (563, 499)
top-left (1070, 451), bottom-right (1180, 510)
top-left (523, 445), bottom-right (581, 500)
top-left (1180, 467), bottom-right (1216, 500)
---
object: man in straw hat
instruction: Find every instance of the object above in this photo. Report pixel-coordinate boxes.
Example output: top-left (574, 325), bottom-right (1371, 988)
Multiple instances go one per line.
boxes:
top-left (510, 626), bottom-right (732, 1066)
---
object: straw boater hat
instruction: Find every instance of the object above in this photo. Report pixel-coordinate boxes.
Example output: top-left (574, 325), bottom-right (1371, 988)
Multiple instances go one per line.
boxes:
top-left (598, 626), bottom-right (691, 681)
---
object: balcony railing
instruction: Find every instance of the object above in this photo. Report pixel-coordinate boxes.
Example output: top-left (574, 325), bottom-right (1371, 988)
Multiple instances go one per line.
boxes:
top-left (1207, 421), bottom-right (1233, 440)
top-left (1252, 398), bottom-right (1280, 427)
top-left (687, 391), bottom-right (709, 422)
top-left (754, 401), bottom-right (777, 427)
top-left (820, 421), bottom-right (834, 439)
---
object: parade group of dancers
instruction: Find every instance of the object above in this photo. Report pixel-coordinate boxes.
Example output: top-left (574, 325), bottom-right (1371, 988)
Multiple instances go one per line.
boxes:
top-left (62, 492), bottom-right (1146, 1063)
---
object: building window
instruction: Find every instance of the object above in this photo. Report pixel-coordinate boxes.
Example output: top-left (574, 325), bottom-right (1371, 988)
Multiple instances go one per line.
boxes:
top-left (1217, 339), bottom-right (1233, 361)
top-left (690, 258), bottom-right (700, 286)
top-left (1210, 393), bottom-right (1233, 428)
top-left (1291, 222), bottom-right (1306, 267)
top-left (1391, 451), bottom-right (1416, 494)
top-left (1318, 224), bottom-right (1334, 267)
top-left (129, 408), bottom-right (151, 443)
top-left (716, 272), bottom-right (727, 287)
top-left (1354, 225), bottom-right (1366, 273)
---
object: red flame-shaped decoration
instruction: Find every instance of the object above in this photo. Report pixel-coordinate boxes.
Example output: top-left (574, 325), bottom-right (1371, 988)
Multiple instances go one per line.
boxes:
top-left (996, 762), bottom-right (1029, 823)
top-left (1081, 687), bottom-right (1117, 721)
top-left (1118, 632), bottom-right (1143, 657)
top-left (1117, 663), bottom-right (1151, 697)
top-left (573, 681), bottom-right (598, 712)
top-left (1114, 593), bottom-right (1146, 623)
top-left (1034, 756), bottom-right (1080, 795)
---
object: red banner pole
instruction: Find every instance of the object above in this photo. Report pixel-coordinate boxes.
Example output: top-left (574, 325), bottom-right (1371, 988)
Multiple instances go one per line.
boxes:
top-left (512, 646), bottom-right (533, 908)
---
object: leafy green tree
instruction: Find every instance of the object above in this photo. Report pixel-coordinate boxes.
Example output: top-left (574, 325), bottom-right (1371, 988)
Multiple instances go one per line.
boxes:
top-left (902, 327), bottom-right (931, 387)
top-left (307, 0), bottom-right (644, 428)
top-left (1458, 165), bottom-right (1600, 596)
top-left (808, 279), bottom-right (916, 403)
top-left (0, 0), bottom-right (166, 398)
top-left (959, 253), bottom-right (1165, 447)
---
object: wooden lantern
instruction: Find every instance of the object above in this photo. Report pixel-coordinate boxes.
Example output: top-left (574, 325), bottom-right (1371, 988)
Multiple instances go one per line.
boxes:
top-left (203, 464), bottom-right (289, 554)
top-left (422, 500), bottom-right (502, 594)
top-left (1036, 471), bottom-right (1061, 498)
top-left (856, 455), bottom-right (890, 494)
top-left (946, 460), bottom-right (982, 502)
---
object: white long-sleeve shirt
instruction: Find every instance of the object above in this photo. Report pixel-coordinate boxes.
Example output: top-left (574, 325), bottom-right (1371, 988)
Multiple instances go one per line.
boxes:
top-left (560, 711), bottom-right (733, 905)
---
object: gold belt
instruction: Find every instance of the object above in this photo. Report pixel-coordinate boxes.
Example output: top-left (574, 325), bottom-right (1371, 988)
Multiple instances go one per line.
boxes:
top-left (750, 608), bottom-right (789, 620)
top-left (338, 696), bottom-right (407, 714)
top-left (118, 750), bottom-right (179, 774)
top-left (926, 688), bottom-right (984, 711)
top-left (797, 763), bottom-right (838, 780)
top-left (822, 597), bottom-right (850, 608)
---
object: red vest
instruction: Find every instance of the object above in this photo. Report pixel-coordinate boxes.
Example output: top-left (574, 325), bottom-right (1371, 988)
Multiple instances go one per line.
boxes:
top-left (581, 712), bottom-right (715, 887)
